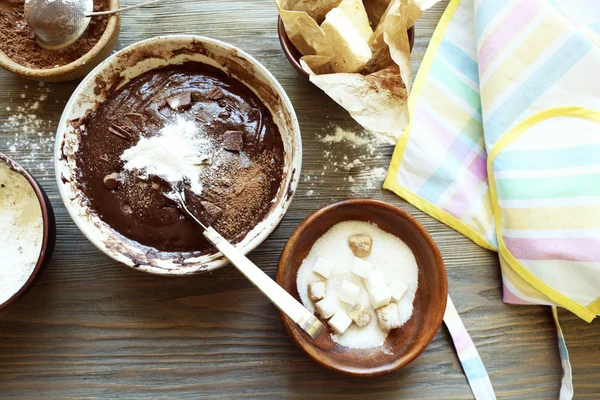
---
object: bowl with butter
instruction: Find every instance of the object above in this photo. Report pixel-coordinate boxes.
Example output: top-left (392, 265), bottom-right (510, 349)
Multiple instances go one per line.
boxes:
top-left (277, 1), bottom-right (415, 79)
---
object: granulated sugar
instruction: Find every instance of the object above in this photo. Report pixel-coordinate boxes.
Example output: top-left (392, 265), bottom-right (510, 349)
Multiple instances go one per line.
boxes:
top-left (297, 221), bottom-right (418, 349)
top-left (0, 163), bottom-right (43, 305)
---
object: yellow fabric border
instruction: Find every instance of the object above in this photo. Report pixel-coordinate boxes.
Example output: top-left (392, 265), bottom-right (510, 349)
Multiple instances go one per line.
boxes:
top-left (487, 107), bottom-right (600, 323)
top-left (384, 0), bottom-right (497, 252)
top-left (587, 297), bottom-right (600, 315)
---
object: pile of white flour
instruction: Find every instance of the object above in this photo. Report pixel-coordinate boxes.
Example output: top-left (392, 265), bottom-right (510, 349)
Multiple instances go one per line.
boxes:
top-left (121, 116), bottom-right (213, 196)
top-left (0, 163), bottom-right (43, 305)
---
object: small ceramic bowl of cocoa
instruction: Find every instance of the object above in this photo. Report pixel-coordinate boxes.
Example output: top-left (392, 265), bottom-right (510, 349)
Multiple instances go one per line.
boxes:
top-left (0, 0), bottom-right (120, 82)
top-left (276, 199), bottom-right (447, 376)
top-left (0, 153), bottom-right (56, 311)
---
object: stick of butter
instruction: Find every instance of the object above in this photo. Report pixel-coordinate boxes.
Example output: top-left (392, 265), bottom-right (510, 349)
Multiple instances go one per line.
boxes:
top-left (337, 0), bottom-right (373, 42)
top-left (321, 8), bottom-right (372, 73)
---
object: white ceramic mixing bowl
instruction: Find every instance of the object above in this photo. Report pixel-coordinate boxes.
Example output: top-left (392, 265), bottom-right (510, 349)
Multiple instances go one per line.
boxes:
top-left (55, 35), bottom-right (302, 275)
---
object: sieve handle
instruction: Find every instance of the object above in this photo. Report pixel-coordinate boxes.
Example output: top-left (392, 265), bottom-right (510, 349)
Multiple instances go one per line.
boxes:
top-left (86, 0), bottom-right (164, 16)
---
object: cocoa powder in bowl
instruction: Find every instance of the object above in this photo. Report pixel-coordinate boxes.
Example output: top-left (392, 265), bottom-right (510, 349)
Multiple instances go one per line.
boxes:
top-left (0, 0), bottom-right (110, 69)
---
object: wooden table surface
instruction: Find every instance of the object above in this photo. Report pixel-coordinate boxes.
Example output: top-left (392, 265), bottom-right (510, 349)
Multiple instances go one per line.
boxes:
top-left (1, 1), bottom-right (599, 398)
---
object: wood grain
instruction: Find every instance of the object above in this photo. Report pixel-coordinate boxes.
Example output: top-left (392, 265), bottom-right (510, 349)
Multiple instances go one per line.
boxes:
top-left (1, 0), bottom-right (599, 398)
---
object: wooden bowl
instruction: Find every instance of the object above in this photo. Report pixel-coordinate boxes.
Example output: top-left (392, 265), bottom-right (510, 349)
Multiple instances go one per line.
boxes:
top-left (0, 153), bottom-right (56, 311)
top-left (276, 199), bottom-right (447, 376)
top-left (0, 0), bottom-right (121, 82)
top-left (278, 17), bottom-right (415, 79)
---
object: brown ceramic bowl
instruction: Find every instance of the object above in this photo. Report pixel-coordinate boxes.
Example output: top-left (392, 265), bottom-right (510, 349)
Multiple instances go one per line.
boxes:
top-left (278, 17), bottom-right (415, 79)
top-left (276, 199), bottom-right (447, 376)
top-left (0, 0), bottom-right (121, 82)
top-left (0, 154), bottom-right (56, 311)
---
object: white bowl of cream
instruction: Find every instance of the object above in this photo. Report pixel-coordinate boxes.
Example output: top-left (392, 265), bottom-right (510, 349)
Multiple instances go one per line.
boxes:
top-left (0, 154), bottom-right (55, 310)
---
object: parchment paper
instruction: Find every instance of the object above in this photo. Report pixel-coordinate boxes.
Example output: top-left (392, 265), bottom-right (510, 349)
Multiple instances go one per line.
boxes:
top-left (277, 0), bottom-right (439, 144)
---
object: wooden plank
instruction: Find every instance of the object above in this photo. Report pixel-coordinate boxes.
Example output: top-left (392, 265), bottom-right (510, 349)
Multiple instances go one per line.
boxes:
top-left (0, 0), bottom-right (598, 398)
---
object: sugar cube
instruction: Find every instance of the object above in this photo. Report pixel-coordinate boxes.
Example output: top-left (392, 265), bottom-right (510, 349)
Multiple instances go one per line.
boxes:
top-left (364, 270), bottom-right (386, 294)
top-left (348, 233), bottom-right (372, 257)
top-left (349, 304), bottom-right (371, 327)
top-left (376, 302), bottom-right (401, 331)
top-left (390, 281), bottom-right (409, 301)
top-left (315, 296), bottom-right (338, 319)
top-left (308, 280), bottom-right (326, 302)
top-left (350, 256), bottom-right (373, 279)
top-left (312, 257), bottom-right (334, 279)
top-left (338, 280), bottom-right (360, 306)
top-left (369, 285), bottom-right (391, 309)
top-left (328, 311), bottom-right (353, 334)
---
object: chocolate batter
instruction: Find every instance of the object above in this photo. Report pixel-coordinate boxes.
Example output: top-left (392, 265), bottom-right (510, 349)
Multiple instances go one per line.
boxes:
top-left (75, 62), bottom-right (285, 254)
top-left (0, 0), bottom-right (109, 69)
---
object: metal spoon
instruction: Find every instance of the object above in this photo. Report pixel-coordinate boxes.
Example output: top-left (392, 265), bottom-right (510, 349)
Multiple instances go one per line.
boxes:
top-left (25, 0), bottom-right (164, 50)
top-left (165, 187), bottom-right (326, 341)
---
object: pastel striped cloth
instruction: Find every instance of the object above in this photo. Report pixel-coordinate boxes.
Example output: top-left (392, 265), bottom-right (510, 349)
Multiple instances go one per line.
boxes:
top-left (384, 1), bottom-right (600, 397)
top-left (444, 296), bottom-right (496, 399)
top-left (385, 0), bottom-right (600, 320)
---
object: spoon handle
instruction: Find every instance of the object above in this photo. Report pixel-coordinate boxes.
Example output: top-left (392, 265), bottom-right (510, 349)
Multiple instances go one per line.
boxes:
top-left (86, 0), bottom-right (164, 16)
top-left (203, 227), bottom-right (325, 341)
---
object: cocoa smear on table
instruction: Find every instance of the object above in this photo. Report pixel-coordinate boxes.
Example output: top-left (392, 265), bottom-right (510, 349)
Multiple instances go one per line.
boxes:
top-left (0, 0), bottom-right (110, 69)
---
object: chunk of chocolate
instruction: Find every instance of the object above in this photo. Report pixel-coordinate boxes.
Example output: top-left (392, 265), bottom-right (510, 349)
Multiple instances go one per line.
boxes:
top-left (222, 130), bottom-right (244, 152)
top-left (108, 125), bottom-right (131, 141)
top-left (125, 112), bottom-right (148, 131)
top-left (103, 172), bottom-right (120, 189)
top-left (194, 110), bottom-right (210, 122)
top-left (201, 201), bottom-right (223, 223)
top-left (166, 92), bottom-right (192, 110)
top-left (183, 188), bottom-right (204, 217)
top-left (206, 87), bottom-right (225, 100)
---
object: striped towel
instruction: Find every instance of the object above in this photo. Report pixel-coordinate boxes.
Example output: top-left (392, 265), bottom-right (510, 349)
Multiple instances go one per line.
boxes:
top-left (385, 0), bottom-right (600, 321)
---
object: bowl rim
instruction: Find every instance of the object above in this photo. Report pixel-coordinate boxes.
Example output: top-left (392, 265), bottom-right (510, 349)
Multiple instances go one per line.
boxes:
top-left (0, 153), bottom-right (53, 311)
top-left (276, 198), bottom-right (448, 377)
top-left (54, 34), bottom-right (302, 276)
top-left (277, 16), bottom-right (416, 79)
top-left (0, 0), bottom-right (120, 79)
